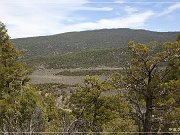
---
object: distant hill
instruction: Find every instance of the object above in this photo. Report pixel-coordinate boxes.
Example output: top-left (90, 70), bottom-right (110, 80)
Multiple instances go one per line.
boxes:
top-left (12, 28), bottom-right (179, 68)
top-left (24, 48), bottom-right (129, 69)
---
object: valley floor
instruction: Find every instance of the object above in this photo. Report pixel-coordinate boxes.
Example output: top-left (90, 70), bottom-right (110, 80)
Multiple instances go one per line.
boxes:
top-left (30, 67), bottom-right (121, 84)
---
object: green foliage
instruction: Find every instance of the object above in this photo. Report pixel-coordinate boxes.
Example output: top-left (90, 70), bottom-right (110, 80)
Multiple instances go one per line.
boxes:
top-left (177, 34), bottom-right (180, 42)
top-left (0, 22), bottom-right (73, 133)
top-left (70, 76), bottom-right (114, 131)
top-left (25, 48), bottom-right (128, 69)
top-left (35, 84), bottom-right (75, 132)
top-left (13, 29), bottom-right (178, 69)
top-left (165, 36), bottom-right (180, 82)
top-left (0, 21), bottom-right (47, 132)
top-left (0, 24), bottom-right (32, 123)
top-left (103, 117), bottom-right (138, 132)
top-left (112, 40), bottom-right (180, 133)
top-left (1, 21), bottom-right (179, 134)
top-left (13, 28), bottom-right (178, 59)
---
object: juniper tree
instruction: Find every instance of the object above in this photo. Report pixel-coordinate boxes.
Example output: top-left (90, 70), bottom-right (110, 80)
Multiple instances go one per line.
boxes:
top-left (70, 76), bottom-right (118, 132)
top-left (0, 22), bottom-right (47, 133)
top-left (112, 41), bottom-right (180, 134)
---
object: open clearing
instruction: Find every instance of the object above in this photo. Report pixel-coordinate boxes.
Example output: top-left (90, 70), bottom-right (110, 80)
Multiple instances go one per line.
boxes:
top-left (29, 68), bottom-right (120, 84)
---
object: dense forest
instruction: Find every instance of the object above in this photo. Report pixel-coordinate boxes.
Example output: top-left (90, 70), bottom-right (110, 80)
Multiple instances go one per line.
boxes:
top-left (0, 21), bottom-right (180, 135)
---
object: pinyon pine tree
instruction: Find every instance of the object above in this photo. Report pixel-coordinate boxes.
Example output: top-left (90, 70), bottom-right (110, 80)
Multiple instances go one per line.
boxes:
top-left (0, 22), bottom-right (47, 134)
top-left (113, 40), bottom-right (180, 134)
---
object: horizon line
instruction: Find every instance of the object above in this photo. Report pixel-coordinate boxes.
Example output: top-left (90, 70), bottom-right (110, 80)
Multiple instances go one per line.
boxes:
top-left (11, 28), bottom-right (180, 39)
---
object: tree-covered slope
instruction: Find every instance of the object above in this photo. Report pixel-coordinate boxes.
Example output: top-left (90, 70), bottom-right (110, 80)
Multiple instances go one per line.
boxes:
top-left (25, 48), bottom-right (128, 68)
top-left (12, 28), bottom-right (179, 58)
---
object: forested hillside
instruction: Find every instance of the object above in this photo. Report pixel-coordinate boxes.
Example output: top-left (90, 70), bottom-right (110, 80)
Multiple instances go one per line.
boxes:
top-left (12, 28), bottom-right (179, 68)
top-left (13, 29), bottom-right (178, 58)
top-left (1, 21), bottom-right (180, 134)
top-left (25, 48), bottom-right (129, 68)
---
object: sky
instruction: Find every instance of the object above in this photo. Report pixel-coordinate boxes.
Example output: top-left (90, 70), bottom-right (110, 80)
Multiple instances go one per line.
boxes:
top-left (0, 0), bottom-right (180, 38)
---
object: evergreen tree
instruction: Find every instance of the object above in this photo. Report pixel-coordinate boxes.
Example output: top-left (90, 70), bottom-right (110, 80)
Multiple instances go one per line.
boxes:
top-left (0, 22), bottom-right (47, 133)
top-left (177, 34), bottom-right (180, 42)
top-left (112, 41), bottom-right (180, 134)
top-left (70, 76), bottom-right (117, 132)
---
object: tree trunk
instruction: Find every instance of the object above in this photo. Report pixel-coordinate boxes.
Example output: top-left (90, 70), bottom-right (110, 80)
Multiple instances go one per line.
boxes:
top-left (143, 96), bottom-right (153, 135)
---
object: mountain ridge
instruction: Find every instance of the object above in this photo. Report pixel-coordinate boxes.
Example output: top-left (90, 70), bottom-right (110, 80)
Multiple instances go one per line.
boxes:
top-left (12, 28), bottom-right (179, 68)
top-left (12, 28), bottom-right (179, 40)
top-left (12, 28), bottom-right (179, 58)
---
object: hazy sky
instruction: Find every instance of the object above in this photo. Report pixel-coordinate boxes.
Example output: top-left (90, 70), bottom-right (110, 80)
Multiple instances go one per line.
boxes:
top-left (0, 0), bottom-right (180, 38)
